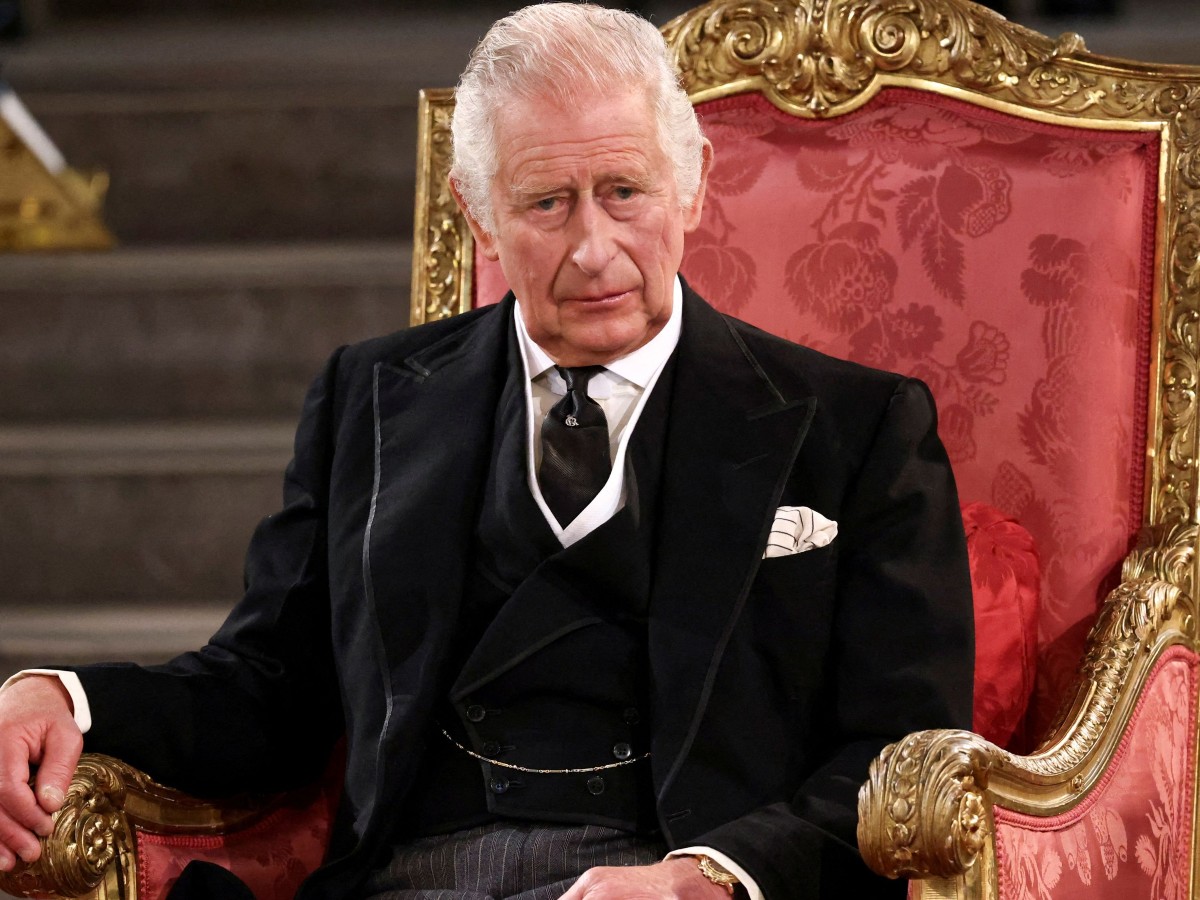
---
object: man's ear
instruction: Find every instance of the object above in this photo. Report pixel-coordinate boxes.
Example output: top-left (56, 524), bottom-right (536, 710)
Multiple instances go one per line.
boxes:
top-left (682, 139), bottom-right (713, 233)
top-left (449, 177), bottom-right (500, 261)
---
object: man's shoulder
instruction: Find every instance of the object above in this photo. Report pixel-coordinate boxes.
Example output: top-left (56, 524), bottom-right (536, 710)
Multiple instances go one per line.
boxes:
top-left (681, 282), bottom-right (905, 396)
top-left (713, 307), bottom-right (912, 415)
top-left (331, 302), bottom-right (505, 383)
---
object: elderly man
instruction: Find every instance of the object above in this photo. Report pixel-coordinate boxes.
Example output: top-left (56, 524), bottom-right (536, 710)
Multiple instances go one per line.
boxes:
top-left (0, 4), bottom-right (972, 898)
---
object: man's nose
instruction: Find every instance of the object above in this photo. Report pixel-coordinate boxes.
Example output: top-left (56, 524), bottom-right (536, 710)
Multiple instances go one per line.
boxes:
top-left (569, 198), bottom-right (616, 276)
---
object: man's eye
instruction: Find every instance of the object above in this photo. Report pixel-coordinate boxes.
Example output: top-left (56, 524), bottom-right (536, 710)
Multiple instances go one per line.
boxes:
top-left (536, 197), bottom-right (559, 211)
top-left (613, 186), bottom-right (637, 200)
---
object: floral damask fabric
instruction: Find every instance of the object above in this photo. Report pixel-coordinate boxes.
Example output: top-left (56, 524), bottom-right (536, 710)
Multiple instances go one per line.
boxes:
top-left (992, 647), bottom-right (1197, 899)
top-left (683, 90), bottom-right (1157, 743)
top-left (473, 88), bottom-right (1158, 744)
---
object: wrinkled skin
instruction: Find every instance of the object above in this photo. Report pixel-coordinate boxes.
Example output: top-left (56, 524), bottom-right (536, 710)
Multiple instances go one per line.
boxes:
top-left (0, 676), bottom-right (80, 870)
top-left (454, 88), bottom-right (710, 367)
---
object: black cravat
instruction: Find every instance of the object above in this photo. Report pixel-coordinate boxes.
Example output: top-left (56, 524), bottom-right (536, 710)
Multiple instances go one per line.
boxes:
top-left (538, 366), bottom-right (612, 526)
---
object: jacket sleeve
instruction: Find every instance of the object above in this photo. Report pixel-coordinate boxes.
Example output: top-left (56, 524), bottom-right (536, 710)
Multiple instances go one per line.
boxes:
top-left (699, 377), bottom-right (974, 899)
top-left (70, 348), bottom-right (349, 797)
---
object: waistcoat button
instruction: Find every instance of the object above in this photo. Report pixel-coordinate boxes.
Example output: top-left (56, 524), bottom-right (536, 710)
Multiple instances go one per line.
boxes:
top-left (612, 742), bottom-right (632, 761)
top-left (482, 741), bottom-right (501, 757)
top-left (622, 707), bottom-right (640, 725)
top-left (466, 704), bottom-right (487, 722)
top-left (490, 776), bottom-right (510, 794)
top-left (586, 775), bottom-right (606, 795)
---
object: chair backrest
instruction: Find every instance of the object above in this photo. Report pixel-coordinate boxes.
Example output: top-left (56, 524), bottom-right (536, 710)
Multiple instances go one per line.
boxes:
top-left (410, 0), bottom-right (1200, 746)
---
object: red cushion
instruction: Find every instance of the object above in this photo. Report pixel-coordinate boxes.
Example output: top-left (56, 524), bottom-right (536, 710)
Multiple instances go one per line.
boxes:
top-left (963, 501), bottom-right (1040, 747)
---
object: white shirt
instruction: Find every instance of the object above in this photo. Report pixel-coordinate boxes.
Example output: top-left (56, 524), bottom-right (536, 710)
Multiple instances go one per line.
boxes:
top-left (515, 276), bottom-right (682, 547)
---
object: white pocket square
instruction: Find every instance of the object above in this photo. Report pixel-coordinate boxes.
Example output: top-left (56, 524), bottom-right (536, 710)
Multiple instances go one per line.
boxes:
top-left (763, 506), bottom-right (838, 558)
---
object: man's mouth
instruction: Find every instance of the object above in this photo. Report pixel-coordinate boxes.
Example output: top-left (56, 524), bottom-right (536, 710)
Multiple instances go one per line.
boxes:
top-left (566, 289), bottom-right (635, 304)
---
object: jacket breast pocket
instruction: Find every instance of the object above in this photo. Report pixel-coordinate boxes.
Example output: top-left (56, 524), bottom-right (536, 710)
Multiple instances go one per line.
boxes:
top-left (745, 543), bottom-right (839, 689)
top-left (753, 543), bottom-right (837, 611)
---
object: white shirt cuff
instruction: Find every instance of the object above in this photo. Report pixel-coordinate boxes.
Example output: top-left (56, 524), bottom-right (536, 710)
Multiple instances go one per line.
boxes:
top-left (669, 846), bottom-right (763, 900)
top-left (2, 669), bottom-right (92, 733)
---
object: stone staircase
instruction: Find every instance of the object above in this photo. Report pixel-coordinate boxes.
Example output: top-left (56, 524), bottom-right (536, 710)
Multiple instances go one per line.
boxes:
top-left (0, 242), bottom-right (413, 678)
top-left (0, 0), bottom-right (1197, 682)
top-left (0, 0), bottom-right (697, 674)
top-left (0, 10), bottom-right (482, 679)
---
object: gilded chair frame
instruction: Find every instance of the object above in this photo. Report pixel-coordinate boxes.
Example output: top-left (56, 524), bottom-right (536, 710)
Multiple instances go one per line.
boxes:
top-left (412, 2), bottom-right (1200, 898)
top-left (4, 1), bottom-right (1200, 898)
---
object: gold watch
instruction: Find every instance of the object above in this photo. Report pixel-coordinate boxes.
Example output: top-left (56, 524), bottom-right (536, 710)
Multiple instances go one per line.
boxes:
top-left (693, 854), bottom-right (739, 895)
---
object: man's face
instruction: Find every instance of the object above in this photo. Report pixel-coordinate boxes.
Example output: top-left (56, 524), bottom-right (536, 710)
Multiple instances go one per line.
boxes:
top-left (458, 89), bottom-right (709, 366)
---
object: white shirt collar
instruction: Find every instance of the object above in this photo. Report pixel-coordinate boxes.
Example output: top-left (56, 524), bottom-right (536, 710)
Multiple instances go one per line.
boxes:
top-left (514, 276), bottom-right (683, 388)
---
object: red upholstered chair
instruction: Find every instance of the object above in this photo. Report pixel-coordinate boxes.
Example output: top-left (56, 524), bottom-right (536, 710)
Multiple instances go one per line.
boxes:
top-left (5, 2), bottom-right (1198, 899)
top-left (411, 3), bottom-right (1200, 898)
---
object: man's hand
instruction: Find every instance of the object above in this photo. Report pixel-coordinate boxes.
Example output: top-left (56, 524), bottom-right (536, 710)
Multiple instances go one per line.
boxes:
top-left (0, 676), bottom-right (83, 872)
top-left (558, 857), bottom-right (731, 899)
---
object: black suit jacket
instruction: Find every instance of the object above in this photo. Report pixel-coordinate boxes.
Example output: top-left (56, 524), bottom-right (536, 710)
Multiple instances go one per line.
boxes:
top-left (75, 284), bottom-right (973, 899)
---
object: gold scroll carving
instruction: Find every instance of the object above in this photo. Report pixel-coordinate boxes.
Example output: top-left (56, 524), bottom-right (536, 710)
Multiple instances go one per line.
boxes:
top-left (0, 119), bottom-right (114, 251)
top-left (857, 577), bottom-right (1195, 887)
top-left (0, 753), bottom-right (272, 899)
top-left (410, 89), bottom-right (474, 326)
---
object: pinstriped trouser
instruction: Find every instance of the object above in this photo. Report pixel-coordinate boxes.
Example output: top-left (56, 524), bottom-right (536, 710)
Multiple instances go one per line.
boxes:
top-left (362, 822), bottom-right (669, 900)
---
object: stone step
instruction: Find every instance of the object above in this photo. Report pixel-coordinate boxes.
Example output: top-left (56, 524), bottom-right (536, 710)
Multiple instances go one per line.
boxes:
top-left (0, 420), bottom-right (293, 605)
top-left (45, 1), bottom-right (521, 23)
top-left (0, 601), bottom-right (233, 684)
top-left (0, 6), bottom-right (701, 243)
top-left (0, 242), bottom-right (412, 422)
top-left (7, 6), bottom-right (1197, 243)
top-left (15, 85), bottom-right (417, 244)
top-left (1, 13), bottom-right (477, 242)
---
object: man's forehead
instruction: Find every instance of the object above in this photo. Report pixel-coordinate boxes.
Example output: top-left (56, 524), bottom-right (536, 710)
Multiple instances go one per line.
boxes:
top-left (505, 140), bottom-right (658, 177)
top-left (493, 92), bottom-right (664, 175)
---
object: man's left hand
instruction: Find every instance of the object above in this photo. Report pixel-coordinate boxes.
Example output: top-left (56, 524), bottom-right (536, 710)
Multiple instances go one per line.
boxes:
top-left (559, 857), bottom-right (731, 899)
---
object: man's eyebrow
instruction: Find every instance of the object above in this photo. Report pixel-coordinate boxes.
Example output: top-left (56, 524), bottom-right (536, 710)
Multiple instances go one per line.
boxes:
top-left (506, 170), bottom-right (655, 201)
top-left (507, 181), bottom-right (569, 202)
top-left (601, 171), bottom-right (654, 191)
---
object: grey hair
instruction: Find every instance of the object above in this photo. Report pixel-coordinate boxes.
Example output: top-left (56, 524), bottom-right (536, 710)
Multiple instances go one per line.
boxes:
top-left (451, 3), bottom-right (705, 233)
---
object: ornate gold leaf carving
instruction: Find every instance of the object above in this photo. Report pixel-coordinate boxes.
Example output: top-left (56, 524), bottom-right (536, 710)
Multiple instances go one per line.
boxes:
top-left (1123, 523), bottom-right (1197, 587)
top-left (410, 89), bottom-right (473, 326)
top-left (1026, 579), bottom-right (1190, 770)
top-left (858, 577), bottom-right (1194, 879)
top-left (0, 119), bottom-right (115, 252)
top-left (0, 752), bottom-right (278, 898)
top-left (858, 728), bottom-right (992, 879)
top-left (661, 0), bottom-right (1061, 114)
top-left (0, 755), bottom-right (132, 898)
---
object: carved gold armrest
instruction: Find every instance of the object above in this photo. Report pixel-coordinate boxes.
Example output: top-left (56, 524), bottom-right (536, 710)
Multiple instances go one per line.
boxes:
top-left (857, 575), bottom-right (1195, 892)
top-left (0, 754), bottom-right (268, 899)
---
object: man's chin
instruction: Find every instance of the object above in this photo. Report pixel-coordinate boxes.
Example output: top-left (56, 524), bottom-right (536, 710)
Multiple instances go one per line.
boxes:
top-left (552, 325), bottom-right (663, 366)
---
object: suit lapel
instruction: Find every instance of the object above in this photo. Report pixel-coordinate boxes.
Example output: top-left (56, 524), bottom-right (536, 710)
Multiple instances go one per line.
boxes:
top-left (649, 288), bottom-right (816, 801)
top-left (364, 298), bottom-right (513, 720)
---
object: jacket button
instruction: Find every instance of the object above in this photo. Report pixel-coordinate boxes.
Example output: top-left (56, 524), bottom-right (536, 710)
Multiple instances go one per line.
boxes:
top-left (586, 775), bottom-right (605, 795)
top-left (612, 742), bottom-right (632, 761)
top-left (466, 704), bottom-right (487, 722)
top-left (490, 776), bottom-right (510, 794)
top-left (622, 707), bottom-right (640, 725)
top-left (482, 741), bottom-right (501, 757)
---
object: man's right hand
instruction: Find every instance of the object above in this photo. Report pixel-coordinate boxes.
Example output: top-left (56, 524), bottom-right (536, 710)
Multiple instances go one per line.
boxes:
top-left (0, 675), bottom-right (83, 872)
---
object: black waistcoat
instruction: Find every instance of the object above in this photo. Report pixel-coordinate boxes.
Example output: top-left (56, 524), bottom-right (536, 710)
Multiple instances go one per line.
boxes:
top-left (402, 335), bottom-right (676, 838)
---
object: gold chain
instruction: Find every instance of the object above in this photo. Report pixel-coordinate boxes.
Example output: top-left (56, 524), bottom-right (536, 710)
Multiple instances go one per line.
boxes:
top-left (439, 727), bottom-right (649, 774)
